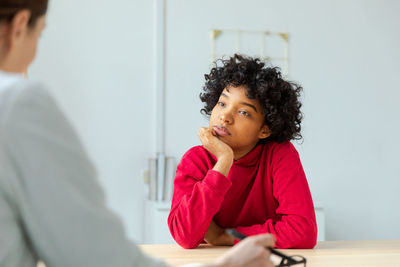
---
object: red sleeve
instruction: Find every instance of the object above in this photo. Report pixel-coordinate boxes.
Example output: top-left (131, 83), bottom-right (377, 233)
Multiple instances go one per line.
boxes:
top-left (236, 143), bottom-right (317, 249)
top-left (167, 147), bottom-right (232, 249)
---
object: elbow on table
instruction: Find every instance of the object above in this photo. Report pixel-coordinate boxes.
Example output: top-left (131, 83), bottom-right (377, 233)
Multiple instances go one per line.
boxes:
top-left (168, 221), bottom-right (201, 249)
top-left (170, 230), bottom-right (201, 249)
top-left (176, 238), bottom-right (201, 249)
top-left (277, 222), bottom-right (317, 249)
top-left (298, 234), bottom-right (317, 249)
top-left (296, 216), bottom-right (318, 249)
top-left (307, 219), bottom-right (318, 248)
top-left (277, 233), bottom-right (316, 249)
top-left (296, 223), bottom-right (318, 249)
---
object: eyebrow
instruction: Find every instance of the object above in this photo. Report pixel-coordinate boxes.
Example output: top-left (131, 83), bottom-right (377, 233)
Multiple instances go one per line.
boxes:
top-left (220, 92), bottom-right (258, 112)
top-left (241, 102), bottom-right (258, 112)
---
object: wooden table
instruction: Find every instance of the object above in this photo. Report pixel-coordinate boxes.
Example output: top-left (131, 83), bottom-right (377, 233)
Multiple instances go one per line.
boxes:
top-left (140, 240), bottom-right (400, 266)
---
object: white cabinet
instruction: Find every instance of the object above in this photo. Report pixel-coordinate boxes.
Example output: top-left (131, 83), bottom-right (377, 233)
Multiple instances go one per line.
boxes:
top-left (143, 201), bottom-right (175, 244)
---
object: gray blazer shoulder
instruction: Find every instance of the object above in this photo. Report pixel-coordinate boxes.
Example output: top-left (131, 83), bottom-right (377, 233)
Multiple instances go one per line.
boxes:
top-left (0, 82), bottom-right (169, 267)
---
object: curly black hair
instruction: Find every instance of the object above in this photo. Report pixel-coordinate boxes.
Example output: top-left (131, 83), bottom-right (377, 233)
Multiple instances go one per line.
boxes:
top-left (200, 54), bottom-right (303, 143)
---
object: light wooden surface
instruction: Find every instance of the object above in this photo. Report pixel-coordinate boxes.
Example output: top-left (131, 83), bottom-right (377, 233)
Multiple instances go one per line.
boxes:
top-left (140, 240), bottom-right (400, 267)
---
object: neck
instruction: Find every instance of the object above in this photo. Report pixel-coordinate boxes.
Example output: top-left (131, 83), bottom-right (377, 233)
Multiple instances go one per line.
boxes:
top-left (0, 59), bottom-right (26, 74)
top-left (233, 143), bottom-right (258, 160)
top-left (0, 67), bottom-right (24, 74)
top-left (0, 32), bottom-right (28, 74)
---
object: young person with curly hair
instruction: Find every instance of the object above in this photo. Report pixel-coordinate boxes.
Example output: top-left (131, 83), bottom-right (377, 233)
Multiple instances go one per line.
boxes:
top-left (168, 54), bottom-right (317, 249)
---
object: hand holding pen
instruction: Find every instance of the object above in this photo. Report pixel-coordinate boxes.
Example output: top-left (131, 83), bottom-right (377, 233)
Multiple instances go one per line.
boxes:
top-left (214, 233), bottom-right (275, 267)
top-left (225, 229), bottom-right (307, 267)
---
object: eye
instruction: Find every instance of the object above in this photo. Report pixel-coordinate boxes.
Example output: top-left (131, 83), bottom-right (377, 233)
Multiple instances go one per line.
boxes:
top-left (217, 101), bottom-right (225, 107)
top-left (239, 110), bottom-right (250, 116)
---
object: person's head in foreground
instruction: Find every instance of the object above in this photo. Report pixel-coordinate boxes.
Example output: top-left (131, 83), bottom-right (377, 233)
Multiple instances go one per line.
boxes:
top-left (0, 0), bottom-right (47, 73)
top-left (0, 1), bottom-right (276, 267)
top-left (200, 53), bottom-right (303, 159)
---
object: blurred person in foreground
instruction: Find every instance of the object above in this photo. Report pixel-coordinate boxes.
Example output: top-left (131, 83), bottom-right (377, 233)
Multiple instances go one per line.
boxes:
top-left (0, 0), bottom-right (275, 266)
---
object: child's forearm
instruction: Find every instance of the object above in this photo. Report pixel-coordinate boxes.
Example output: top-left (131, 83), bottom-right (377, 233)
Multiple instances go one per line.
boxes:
top-left (212, 154), bottom-right (233, 177)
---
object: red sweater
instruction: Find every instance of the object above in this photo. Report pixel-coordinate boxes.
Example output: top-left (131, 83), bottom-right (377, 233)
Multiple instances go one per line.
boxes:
top-left (168, 141), bottom-right (317, 249)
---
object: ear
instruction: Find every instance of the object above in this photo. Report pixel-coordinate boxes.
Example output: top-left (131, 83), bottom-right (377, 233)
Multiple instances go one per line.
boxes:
top-left (8, 10), bottom-right (31, 51)
top-left (258, 124), bottom-right (271, 139)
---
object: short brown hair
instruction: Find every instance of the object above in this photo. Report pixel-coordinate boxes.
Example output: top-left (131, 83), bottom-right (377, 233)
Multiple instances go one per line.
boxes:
top-left (0, 0), bottom-right (48, 26)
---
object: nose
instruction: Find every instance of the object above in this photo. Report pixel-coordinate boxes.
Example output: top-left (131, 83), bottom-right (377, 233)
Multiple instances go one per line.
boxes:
top-left (220, 110), bottom-right (233, 124)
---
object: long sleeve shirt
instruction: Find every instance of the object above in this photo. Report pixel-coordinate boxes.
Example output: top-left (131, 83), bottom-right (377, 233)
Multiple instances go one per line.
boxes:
top-left (0, 73), bottom-right (169, 267)
top-left (168, 142), bottom-right (317, 249)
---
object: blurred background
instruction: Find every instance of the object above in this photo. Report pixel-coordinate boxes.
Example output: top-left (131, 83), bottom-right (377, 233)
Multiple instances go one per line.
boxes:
top-left (29, 0), bottom-right (400, 243)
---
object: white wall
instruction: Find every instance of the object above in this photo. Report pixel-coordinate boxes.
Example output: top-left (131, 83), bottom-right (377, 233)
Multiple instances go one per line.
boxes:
top-left (29, 0), bottom-right (400, 243)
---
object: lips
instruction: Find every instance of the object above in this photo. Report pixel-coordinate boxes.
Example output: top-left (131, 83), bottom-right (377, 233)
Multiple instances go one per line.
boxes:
top-left (213, 125), bottom-right (231, 137)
